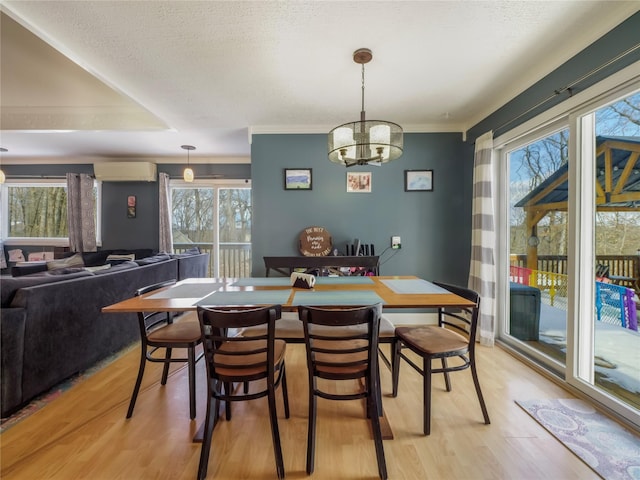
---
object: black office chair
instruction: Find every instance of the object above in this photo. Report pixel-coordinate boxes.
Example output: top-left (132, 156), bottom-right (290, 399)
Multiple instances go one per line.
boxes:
top-left (127, 280), bottom-right (203, 420)
top-left (196, 304), bottom-right (289, 480)
top-left (392, 282), bottom-right (490, 435)
top-left (298, 304), bottom-right (387, 480)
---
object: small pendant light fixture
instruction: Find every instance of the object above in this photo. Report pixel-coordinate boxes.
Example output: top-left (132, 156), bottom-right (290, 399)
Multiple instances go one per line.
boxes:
top-left (181, 145), bottom-right (195, 182)
top-left (328, 48), bottom-right (403, 167)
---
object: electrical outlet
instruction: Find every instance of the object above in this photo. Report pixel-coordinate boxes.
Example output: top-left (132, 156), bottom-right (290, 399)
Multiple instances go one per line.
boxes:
top-left (391, 236), bottom-right (401, 249)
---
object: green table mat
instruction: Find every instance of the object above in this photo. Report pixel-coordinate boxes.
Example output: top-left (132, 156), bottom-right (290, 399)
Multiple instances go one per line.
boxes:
top-left (196, 289), bottom-right (292, 306)
top-left (381, 279), bottom-right (449, 294)
top-left (292, 290), bottom-right (384, 306)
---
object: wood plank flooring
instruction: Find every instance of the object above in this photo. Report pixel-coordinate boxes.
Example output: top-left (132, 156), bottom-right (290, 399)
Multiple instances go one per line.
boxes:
top-left (0, 343), bottom-right (600, 479)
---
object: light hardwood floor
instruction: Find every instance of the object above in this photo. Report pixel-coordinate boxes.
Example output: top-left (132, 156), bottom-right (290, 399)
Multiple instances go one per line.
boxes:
top-left (1, 342), bottom-right (599, 480)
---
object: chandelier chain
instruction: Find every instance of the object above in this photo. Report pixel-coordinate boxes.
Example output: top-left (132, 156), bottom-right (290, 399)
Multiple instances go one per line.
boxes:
top-left (361, 63), bottom-right (366, 116)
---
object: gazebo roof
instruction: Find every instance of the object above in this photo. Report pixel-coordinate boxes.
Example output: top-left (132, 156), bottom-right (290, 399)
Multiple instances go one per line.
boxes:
top-left (515, 136), bottom-right (640, 211)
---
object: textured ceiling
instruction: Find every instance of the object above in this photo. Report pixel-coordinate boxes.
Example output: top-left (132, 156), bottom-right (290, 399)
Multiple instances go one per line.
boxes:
top-left (1, 1), bottom-right (638, 163)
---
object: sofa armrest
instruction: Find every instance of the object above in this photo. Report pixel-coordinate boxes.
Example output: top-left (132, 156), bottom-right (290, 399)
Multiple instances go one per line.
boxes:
top-left (1, 308), bottom-right (26, 417)
top-left (174, 252), bottom-right (210, 280)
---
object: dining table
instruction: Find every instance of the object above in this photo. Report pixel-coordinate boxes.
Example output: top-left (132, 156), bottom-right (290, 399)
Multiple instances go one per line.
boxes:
top-left (102, 275), bottom-right (476, 441)
top-left (101, 275), bottom-right (476, 313)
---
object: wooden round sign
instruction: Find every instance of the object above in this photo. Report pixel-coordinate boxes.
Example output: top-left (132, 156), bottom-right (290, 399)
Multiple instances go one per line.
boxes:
top-left (299, 226), bottom-right (332, 257)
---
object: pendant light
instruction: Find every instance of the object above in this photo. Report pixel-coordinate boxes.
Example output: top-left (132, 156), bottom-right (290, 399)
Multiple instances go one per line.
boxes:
top-left (181, 145), bottom-right (195, 182)
top-left (328, 48), bottom-right (403, 167)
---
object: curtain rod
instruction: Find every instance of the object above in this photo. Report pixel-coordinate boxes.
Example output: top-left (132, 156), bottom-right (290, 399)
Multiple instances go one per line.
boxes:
top-left (493, 42), bottom-right (640, 136)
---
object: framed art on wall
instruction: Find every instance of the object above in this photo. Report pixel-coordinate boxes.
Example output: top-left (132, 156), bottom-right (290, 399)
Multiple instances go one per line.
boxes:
top-left (405, 170), bottom-right (433, 191)
top-left (347, 172), bottom-right (372, 193)
top-left (284, 168), bottom-right (312, 190)
top-left (127, 195), bottom-right (136, 218)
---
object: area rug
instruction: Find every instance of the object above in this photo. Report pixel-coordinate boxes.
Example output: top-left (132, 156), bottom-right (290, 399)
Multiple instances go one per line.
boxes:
top-left (0, 345), bottom-right (134, 434)
top-left (516, 398), bottom-right (640, 480)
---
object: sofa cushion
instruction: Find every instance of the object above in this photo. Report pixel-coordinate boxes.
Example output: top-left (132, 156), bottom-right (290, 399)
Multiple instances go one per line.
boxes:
top-left (135, 253), bottom-right (171, 266)
top-left (47, 253), bottom-right (84, 271)
top-left (83, 264), bottom-right (112, 273)
top-left (81, 251), bottom-right (111, 267)
top-left (1, 271), bottom-right (94, 307)
top-left (110, 248), bottom-right (154, 259)
top-left (46, 267), bottom-right (88, 275)
top-left (93, 261), bottom-right (138, 274)
top-left (11, 263), bottom-right (48, 277)
top-left (106, 253), bottom-right (135, 264)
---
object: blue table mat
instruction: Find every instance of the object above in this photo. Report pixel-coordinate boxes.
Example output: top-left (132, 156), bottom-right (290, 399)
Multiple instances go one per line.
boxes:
top-left (292, 290), bottom-right (384, 306)
top-left (381, 279), bottom-right (449, 294)
top-left (196, 289), bottom-right (292, 306)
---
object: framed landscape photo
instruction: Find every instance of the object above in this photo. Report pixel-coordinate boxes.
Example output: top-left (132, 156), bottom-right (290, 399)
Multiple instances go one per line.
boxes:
top-left (405, 170), bottom-right (433, 192)
top-left (347, 172), bottom-right (372, 193)
top-left (284, 168), bottom-right (312, 190)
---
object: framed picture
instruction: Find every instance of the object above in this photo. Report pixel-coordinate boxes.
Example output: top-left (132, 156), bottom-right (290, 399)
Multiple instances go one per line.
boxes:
top-left (405, 170), bottom-right (433, 191)
top-left (347, 172), bottom-right (372, 193)
top-left (284, 168), bottom-right (312, 190)
top-left (127, 195), bottom-right (136, 218)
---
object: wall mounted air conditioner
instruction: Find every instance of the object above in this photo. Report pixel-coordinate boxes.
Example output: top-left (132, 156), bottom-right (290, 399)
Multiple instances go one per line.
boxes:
top-left (93, 162), bottom-right (157, 182)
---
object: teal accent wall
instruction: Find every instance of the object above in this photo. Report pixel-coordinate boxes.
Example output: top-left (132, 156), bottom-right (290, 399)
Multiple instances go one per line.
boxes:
top-left (250, 132), bottom-right (472, 284)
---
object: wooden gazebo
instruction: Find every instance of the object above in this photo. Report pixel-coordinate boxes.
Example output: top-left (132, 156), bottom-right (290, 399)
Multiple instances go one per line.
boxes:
top-left (515, 135), bottom-right (640, 270)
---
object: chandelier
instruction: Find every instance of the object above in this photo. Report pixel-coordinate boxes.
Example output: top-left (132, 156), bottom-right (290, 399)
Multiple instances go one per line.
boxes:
top-left (328, 48), bottom-right (403, 167)
top-left (181, 145), bottom-right (195, 182)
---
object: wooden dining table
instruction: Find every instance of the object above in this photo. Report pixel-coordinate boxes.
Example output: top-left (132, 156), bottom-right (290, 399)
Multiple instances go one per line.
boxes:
top-left (102, 275), bottom-right (475, 441)
top-left (102, 275), bottom-right (476, 313)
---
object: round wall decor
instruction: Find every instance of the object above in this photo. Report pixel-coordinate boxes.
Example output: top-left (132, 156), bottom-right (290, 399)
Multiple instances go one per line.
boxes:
top-left (299, 226), bottom-right (332, 256)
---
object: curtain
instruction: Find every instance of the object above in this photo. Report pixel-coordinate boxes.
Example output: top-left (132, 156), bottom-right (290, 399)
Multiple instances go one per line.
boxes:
top-left (66, 173), bottom-right (97, 252)
top-left (468, 131), bottom-right (496, 346)
top-left (158, 172), bottom-right (173, 253)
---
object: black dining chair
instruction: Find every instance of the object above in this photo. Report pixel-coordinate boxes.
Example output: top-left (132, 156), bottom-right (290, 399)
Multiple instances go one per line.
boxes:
top-left (196, 304), bottom-right (289, 480)
top-left (298, 304), bottom-right (387, 480)
top-left (127, 280), bottom-right (204, 420)
top-left (391, 282), bottom-right (490, 435)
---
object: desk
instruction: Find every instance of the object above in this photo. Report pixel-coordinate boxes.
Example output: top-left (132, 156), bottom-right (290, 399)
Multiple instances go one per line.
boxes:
top-left (103, 276), bottom-right (474, 441)
top-left (263, 255), bottom-right (379, 277)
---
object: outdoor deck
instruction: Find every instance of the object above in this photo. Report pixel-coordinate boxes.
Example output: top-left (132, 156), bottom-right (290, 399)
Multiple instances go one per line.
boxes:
top-left (512, 289), bottom-right (640, 409)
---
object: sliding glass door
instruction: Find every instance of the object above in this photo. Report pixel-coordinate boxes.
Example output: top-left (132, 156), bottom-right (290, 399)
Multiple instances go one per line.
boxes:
top-left (500, 85), bottom-right (640, 427)
top-left (506, 126), bottom-right (569, 371)
top-left (580, 91), bottom-right (640, 412)
top-left (171, 180), bottom-right (252, 277)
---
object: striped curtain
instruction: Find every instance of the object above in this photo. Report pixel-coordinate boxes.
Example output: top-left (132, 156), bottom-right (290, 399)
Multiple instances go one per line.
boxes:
top-left (468, 131), bottom-right (496, 346)
top-left (158, 172), bottom-right (173, 253)
top-left (66, 173), bottom-right (97, 252)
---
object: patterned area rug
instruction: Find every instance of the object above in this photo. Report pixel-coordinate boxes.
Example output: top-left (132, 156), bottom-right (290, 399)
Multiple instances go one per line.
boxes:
top-left (0, 345), bottom-right (134, 433)
top-left (516, 398), bottom-right (640, 480)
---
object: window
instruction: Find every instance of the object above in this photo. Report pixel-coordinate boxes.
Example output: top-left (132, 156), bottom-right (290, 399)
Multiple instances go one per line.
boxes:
top-left (0, 180), bottom-right (101, 246)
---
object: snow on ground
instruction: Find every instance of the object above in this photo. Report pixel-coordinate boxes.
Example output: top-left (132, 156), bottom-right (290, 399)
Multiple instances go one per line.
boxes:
top-left (537, 301), bottom-right (640, 395)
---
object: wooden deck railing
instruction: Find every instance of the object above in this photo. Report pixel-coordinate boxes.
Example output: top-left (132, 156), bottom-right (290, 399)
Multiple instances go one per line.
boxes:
top-left (510, 254), bottom-right (639, 287)
top-left (173, 242), bottom-right (251, 278)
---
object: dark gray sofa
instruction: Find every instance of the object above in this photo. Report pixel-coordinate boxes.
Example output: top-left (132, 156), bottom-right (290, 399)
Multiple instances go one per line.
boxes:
top-left (0, 252), bottom-right (209, 417)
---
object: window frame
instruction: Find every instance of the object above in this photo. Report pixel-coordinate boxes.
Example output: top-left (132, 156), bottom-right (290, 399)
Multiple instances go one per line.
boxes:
top-left (0, 178), bottom-right (102, 247)
top-left (494, 61), bottom-right (640, 428)
top-left (170, 178), bottom-right (251, 277)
